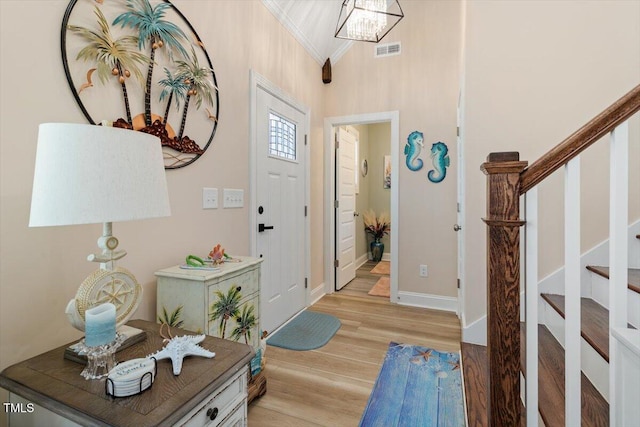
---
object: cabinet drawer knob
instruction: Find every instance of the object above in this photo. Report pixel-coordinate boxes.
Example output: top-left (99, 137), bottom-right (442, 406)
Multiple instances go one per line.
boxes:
top-left (206, 407), bottom-right (219, 420)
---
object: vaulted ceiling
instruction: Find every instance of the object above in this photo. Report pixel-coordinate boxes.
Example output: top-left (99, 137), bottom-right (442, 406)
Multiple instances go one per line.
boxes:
top-left (261, 0), bottom-right (355, 66)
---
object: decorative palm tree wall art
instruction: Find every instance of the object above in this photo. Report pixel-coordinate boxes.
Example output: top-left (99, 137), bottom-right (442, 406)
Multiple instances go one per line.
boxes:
top-left (61, 0), bottom-right (219, 169)
top-left (112, 0), bottom-right (189, 129)
top-left (159, 68), bottom-right (187, 127)
top-left (174, 47), bottom-right (217, 144)
top-left (67, 6), bottom-right (149, 126)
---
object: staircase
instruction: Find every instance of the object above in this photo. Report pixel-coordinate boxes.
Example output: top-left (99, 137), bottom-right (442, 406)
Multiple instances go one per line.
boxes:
top-left (462, 266), bottom-right (640, 427)
top-left (462, 265), bottom-right (640, 426)
top-left (462, 85), bottom-right (640, 426)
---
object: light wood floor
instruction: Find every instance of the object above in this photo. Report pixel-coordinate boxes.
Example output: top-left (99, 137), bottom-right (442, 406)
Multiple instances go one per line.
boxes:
top-left (247, 261), bottom-right (462, 426)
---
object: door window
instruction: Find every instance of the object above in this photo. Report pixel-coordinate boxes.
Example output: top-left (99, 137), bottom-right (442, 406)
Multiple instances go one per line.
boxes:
top-left (268, 112), bottom-right (297, 161)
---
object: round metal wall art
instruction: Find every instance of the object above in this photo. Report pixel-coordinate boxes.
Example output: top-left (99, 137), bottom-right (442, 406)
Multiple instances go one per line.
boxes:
top-left (61, 0), bottom-right (219, 169)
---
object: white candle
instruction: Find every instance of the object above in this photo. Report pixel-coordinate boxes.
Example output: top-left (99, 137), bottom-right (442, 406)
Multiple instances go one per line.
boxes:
top-left (85, 303), bottom-right (116, 347)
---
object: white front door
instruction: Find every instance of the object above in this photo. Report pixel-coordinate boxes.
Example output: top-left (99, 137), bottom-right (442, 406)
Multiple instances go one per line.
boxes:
top-left (336, 127), bottom-right (357, 290)
top-left (256, 87), bottom-right (307, 334)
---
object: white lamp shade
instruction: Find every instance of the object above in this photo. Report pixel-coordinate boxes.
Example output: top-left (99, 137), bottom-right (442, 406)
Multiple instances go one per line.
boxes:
top-left (29, 123), bottom-right (171, 227)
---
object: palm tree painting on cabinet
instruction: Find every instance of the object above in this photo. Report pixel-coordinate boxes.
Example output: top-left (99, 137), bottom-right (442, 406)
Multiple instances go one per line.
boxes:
top-left (62, 0), bottom-right (219, 169)
top-left (231, 305), bottom-right (257, 345)
top-left (209, 287), bottom-right (242, 340)
top-left (158, 304), bottom-right (185, 329)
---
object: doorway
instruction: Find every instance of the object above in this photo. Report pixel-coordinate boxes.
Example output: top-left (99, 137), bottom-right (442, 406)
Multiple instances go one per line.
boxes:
top-left (324, 112), bottom-right (400, 301)
top-left (250, 71), bottom-right (310, 334)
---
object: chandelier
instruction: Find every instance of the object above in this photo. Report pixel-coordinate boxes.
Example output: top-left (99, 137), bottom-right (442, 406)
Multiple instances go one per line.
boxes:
top-left (335, 0), bottom-right (404, 43)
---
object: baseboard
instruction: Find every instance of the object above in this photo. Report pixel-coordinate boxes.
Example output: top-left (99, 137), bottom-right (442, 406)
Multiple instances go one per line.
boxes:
top-left (462, 314), bottom-right (486, 346)
top-left (362, 253), bottom-right (392, 262)
top-left (397, 291), bottom-right (457, 313)
top-left (356, 253), bottom-right (368, 269)
top-left (310, 282), bottom-right (325, 305)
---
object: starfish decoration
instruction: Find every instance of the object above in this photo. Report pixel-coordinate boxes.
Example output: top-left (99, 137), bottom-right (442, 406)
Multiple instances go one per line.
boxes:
top-left (148, 335), bottom-right (215, 375)
top-left (411, 348), bottom-right (433, 364)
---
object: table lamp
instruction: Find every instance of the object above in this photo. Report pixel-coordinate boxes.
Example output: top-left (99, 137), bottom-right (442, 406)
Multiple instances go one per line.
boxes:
top-left (29, 123), bottom-right (171, 351)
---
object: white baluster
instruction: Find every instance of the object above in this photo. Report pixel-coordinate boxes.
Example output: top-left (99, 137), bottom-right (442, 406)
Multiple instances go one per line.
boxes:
top-left (565, 157), bottom-right (581, 426)
top-left (609, 121), bottom-right (629, 427)
top-left (525, 187), bottom-right (539, 426)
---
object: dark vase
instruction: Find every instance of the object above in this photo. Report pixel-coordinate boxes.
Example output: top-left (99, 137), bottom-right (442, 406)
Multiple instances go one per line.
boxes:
top-left (370, 240), bottom-right (384, 262)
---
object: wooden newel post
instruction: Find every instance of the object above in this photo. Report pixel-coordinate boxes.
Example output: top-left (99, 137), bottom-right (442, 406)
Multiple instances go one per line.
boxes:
top-left (481, 152), bottom-right (528, 427)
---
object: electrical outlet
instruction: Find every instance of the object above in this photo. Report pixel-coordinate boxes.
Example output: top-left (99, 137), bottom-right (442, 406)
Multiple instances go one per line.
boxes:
top-left (202, 188), bottom-right (218, 209)
top-left (419, 264), bottom-right (428, 277)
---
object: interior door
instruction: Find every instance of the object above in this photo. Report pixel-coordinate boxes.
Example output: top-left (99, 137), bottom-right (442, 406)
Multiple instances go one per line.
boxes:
top-left (336, 127), bottom-right (357, 290)
top-left (456, 94), bottom-right (465, 317)
top-left (256, 87), bottom-right (306, 333)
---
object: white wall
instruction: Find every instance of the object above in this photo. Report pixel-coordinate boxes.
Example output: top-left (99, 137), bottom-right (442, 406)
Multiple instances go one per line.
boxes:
top-left (461, 0), bottom-right (640, 337)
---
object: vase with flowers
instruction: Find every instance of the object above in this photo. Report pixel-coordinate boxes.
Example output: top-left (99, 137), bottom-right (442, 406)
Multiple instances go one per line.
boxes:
top-left (363, 209), bottom-right (390, 262)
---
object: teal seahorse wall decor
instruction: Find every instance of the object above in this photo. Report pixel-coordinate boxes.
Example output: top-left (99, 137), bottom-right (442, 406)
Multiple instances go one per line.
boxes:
top-left (427, 142), bottom-right (450, 183)
top-left (404, 131), bottom-right (424, 171)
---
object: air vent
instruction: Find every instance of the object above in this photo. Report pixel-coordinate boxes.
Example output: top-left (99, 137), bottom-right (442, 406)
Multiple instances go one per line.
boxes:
top-left (375, 42), bottom-right (401, 58)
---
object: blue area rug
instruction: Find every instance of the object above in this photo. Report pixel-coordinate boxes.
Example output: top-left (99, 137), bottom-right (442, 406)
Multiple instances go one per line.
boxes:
top-left (266, 310), bottom-right (341, 351)
top-left (360, 342), bottom-right (465, 427)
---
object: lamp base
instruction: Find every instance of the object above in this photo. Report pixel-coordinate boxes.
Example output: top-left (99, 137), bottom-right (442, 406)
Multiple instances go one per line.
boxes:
top-left (64, 326), bottom-right (147, 365)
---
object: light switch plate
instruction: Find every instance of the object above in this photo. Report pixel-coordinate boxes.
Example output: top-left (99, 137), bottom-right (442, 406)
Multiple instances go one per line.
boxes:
top-left (223, 188), bottom-right (244, 208)
top-left (202, 188), bottom-right (218, 209)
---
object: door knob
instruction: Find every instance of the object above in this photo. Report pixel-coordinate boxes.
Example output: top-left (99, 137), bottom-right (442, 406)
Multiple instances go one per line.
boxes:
top-left (453, 224), bottom-right (462, 231)
top-left (258, 223), bottom-right (274, 232)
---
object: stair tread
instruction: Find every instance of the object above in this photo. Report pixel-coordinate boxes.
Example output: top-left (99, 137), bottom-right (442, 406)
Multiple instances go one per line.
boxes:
top-left (461, 342), bottom-right (488, 427)
top-left (460, 342), bottom-right (525, 427)
top-left (586, 266), bottom-right (640, 294)
top-left (520, 324), bottom-right (609, 427)
top-left (540, 294), bottom-right (611, 362)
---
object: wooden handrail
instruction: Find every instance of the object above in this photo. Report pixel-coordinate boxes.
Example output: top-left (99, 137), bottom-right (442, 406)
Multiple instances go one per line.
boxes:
top-left (520, 84), bottom-right (640, 194)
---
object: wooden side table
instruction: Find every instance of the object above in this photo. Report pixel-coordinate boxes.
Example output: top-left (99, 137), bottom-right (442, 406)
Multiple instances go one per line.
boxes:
top-left (0, 320), bottom-right (253, 427)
